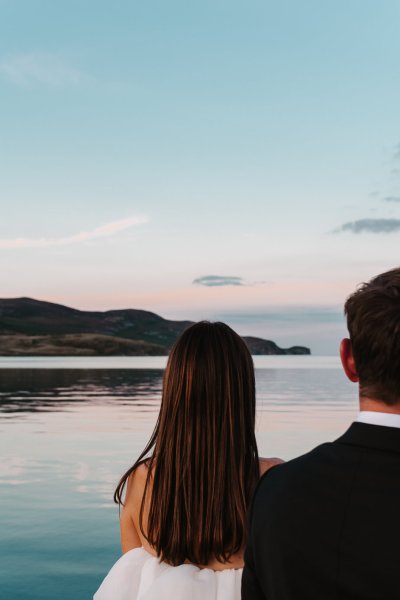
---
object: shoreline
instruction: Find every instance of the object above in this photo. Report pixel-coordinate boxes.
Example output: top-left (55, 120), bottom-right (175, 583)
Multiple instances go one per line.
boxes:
top-left (0, 355), bottom-right (340, 369)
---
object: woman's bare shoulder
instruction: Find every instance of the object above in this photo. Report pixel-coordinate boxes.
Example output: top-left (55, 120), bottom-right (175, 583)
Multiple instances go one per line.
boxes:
top-left (259, 456), bottom-right (284, 476)
top-left (125, 462), bottom-right (151, 508)
top-left (120, 464), bottom-right (150, 553)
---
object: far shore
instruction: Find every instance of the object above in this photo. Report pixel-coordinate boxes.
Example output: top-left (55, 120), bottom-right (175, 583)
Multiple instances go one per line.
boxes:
top-left (0, 355), bottom-right (338, 371)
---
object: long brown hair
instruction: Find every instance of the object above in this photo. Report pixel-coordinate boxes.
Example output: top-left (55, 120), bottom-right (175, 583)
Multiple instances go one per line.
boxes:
top-left (114, 321), bottom-right (259, 566)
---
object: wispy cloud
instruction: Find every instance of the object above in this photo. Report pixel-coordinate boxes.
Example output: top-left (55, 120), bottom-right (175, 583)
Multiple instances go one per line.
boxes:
top-left (0, 52), bottom-right (86, 87)
top-left (334, 218), bottom-right (400, 234)
top-left (0, 216), bottom-right (148, 249)
top-left (384, 196), bottom-right (400, 203)
top-left (192, 275), bottom-right (267, 287)
top-left (193, 275), bottom-right (245, 287)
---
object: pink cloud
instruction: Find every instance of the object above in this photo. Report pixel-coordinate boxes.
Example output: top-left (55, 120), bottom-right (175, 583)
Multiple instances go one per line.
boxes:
top-left (0, 215), bottom-right (148, 249)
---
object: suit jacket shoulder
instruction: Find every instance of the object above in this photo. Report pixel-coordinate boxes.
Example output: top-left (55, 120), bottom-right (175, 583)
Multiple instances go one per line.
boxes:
top-left (244, 422), bottom-right (400, 600)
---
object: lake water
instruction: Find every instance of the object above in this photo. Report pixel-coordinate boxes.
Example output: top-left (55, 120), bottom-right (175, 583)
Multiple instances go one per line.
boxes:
top-left (0, 356), bottom-right (357, 599)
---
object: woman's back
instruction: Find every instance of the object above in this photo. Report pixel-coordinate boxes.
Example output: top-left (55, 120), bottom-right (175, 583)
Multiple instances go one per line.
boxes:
top-left (120, 458), bottom-right (281, 570)
top-left (121, 463), bottom-right (244, 569)
top-left (94, 322), bottom-right (282, 599)
top-left (94, 459), bottom-right (280, 600)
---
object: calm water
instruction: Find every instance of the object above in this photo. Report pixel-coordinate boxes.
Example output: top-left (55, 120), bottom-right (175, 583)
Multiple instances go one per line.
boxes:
top-left (0, 357), bottom-right (357, 599)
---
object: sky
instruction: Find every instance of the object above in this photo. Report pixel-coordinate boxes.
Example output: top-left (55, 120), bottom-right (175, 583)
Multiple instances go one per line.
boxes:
top-left (1, 0), bottom-right (400, 354)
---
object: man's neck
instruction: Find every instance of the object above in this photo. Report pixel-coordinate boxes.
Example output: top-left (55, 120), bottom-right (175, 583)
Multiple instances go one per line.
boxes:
top-left (359, 397), bottom-right (400, 415)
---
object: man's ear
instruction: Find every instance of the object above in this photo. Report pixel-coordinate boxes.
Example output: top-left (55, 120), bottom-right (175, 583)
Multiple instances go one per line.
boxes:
top-left (340, 338), bottom-right (359, 382)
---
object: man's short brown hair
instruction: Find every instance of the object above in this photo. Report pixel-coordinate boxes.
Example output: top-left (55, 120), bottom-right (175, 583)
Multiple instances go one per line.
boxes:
top-left (344, 267), bottom-right (400, 405)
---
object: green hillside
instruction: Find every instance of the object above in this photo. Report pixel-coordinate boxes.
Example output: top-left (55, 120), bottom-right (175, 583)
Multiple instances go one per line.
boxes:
top-left (0, 298), bottom-right (311, 356)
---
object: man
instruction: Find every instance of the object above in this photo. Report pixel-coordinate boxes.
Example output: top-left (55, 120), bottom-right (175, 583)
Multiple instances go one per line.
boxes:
top-left (242, 268), bottom-right (400, 600)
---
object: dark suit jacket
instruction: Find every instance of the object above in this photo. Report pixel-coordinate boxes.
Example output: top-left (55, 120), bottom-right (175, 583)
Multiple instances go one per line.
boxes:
top-left (242, 422), bottom-right (400, 600)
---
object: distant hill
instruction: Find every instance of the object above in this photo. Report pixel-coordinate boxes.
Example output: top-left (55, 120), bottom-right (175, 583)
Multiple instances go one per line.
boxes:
top-left (0, 297), bottom-right (311, 356)
top-left (0, 334), bottom-right (167, 356)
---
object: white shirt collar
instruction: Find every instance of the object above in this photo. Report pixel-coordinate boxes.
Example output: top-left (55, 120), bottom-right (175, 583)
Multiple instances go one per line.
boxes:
top-left (356, 411), bottom-right (400, 429)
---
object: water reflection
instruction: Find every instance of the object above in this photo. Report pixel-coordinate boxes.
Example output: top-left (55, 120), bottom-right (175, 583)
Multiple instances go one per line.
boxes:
top-left (256, 367), bottom-right (354, 408)
top-left (0, 368), bottom-right (164, 414)
top-left (0, 366), bottom-right (354, 416)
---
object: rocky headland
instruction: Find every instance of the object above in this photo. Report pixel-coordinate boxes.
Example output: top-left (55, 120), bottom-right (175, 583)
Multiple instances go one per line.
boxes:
top-left (0, 298), bottom-right (311, 356)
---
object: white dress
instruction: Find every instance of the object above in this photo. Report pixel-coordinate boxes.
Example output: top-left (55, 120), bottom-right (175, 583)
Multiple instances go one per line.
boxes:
top-left (94, 547), bottom-right (242, 600)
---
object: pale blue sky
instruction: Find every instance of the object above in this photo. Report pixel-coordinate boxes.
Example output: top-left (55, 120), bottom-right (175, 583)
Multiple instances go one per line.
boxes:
top-left (1, 0), bottom-right (400, 352)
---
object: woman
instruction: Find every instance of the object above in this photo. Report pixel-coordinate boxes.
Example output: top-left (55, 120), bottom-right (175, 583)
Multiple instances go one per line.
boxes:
top-left (94, 322), bottom-right (281, 600)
